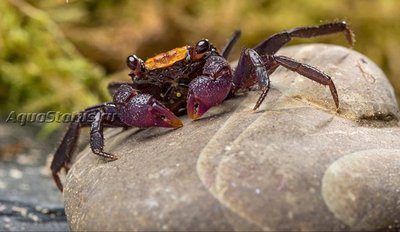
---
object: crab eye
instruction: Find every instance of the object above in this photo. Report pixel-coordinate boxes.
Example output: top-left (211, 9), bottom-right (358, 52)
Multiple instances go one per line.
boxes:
top-left (127, 55), bottom-right (145, 78)
top-left (195, 39), bottom-right (210, 54)
top-left (127, 55), bottom-right (139, 70)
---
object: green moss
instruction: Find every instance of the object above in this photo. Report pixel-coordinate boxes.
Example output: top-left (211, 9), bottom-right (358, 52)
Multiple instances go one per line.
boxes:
top-left (0, 0), bottom-right (108, 116)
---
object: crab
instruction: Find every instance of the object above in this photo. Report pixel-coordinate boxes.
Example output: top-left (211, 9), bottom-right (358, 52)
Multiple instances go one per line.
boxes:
top-left (51, 21), bottom-right (354, 191)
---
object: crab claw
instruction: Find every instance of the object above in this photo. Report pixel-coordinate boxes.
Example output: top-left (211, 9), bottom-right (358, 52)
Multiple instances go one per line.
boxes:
top-left (187, 74), bottom-right (231, 120)
top-left (115, 84), bottom-right (182, 128)
top-left (147, 98), bottom-right (183, 128)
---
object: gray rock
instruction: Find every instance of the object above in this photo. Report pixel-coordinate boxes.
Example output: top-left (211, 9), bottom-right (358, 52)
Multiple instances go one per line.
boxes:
top-left (64, 44), bottom-right (400, 231)
top-left (322, 149), bottom-right (400, 230)
top-left (0, 124), bottom-right (68, 231)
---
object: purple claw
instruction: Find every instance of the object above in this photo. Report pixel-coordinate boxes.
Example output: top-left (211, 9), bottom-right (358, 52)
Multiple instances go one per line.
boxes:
top-left (115, 85), bottom-right (183, 128)
top-left (186, 74), bottom-right (231, 119)
top-left (147, 98), bottom-right (183, 128)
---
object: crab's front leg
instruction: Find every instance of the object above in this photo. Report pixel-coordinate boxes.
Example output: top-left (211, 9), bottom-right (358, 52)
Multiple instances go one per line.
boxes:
top-left (186, 56), bottom-right (233, 119)
top-left (51, 103), bottom-right (126, 192)
top-left (89, 104), bottom-right (122, 160)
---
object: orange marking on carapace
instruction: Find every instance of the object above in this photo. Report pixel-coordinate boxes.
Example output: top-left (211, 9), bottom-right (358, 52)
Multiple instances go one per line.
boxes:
top-left (145, 46), bottom-right (189, 70)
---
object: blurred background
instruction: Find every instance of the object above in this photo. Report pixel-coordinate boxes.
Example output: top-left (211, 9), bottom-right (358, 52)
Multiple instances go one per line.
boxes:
top-left (0, 0), bottom-right (399, 230)
top-left (1, 0), bottom-right (400, 124)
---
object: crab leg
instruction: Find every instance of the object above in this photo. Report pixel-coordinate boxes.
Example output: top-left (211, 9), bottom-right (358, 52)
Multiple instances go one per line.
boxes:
top-left (271, 55), bottom-right (339, 108)
top-left (51, 117), bottom-right (81, 192)
top-left (87, 103), bottom-right (129, 160)
top-left (51, 103), bottom-right (126, 191)
top-left (90, 110), bottom-right (118, 160)
top-left (232, 48), bottom-right (271, 110)
top-left (232, 48), bottom-right (271, 90)
top-left (254, 21), bottom-right (354, 55)
top-left (221, 30), bottom-right (241, 59)
top-left (233, 49), bottom-right (339, 110)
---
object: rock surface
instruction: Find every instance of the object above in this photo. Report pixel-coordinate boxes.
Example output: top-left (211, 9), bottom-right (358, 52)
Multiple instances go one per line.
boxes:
top-left (64, 44), bottom-right (400, 231)
top-left (0, 124), bottom-right (68, 231)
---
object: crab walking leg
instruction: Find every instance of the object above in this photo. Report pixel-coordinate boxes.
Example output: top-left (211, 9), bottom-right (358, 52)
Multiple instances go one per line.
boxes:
top-left (89, 102), bottom-right (130, 159)
top-left (90, 110), bottom-right (118, 160)
top-left (232, 49), bottom-right (271, 110)
top-left (254, 21), bottom-right (354, 56)
top-left (51, 103), bottom-right (126, 191)
top-left (248, 50), bottom-right (271, 110)
top-left (232, 49), bottom-right (253, 92)
top-left (221, 30), bottom-right (241, 59)
top-left (272, 55), bottom-right (339, 108)
top-left (51, 117), bottom-right (81, 192)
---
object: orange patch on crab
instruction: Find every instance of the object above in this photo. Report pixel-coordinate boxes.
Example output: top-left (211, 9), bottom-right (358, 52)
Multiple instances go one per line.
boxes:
top-left (145, 46), bottom-right (189, 70)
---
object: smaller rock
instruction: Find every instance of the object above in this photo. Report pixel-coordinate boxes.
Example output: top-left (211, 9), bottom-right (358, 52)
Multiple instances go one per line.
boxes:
top-left (322, 149), bottom-right (400, 231)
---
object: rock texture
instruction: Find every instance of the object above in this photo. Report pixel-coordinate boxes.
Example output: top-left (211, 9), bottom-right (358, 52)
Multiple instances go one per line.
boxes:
top-left (0, 124), bottom-right (68, 231)
top-left (64, 44), bottom-right (400, 231)
top-left (322, 149), bottom-right (400, 230)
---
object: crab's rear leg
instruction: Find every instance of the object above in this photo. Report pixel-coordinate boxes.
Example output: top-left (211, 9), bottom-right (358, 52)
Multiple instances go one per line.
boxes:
top-left (271, 55), bottom-right (339, 108)
top-left (254, 21), bottom-right (354, 56)
top-left (221, 30), bottom-right (241, 59)
top-left (51, 117), bottom-right (81, 192)
top-left (232, 49), bottom-right (339, 110)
